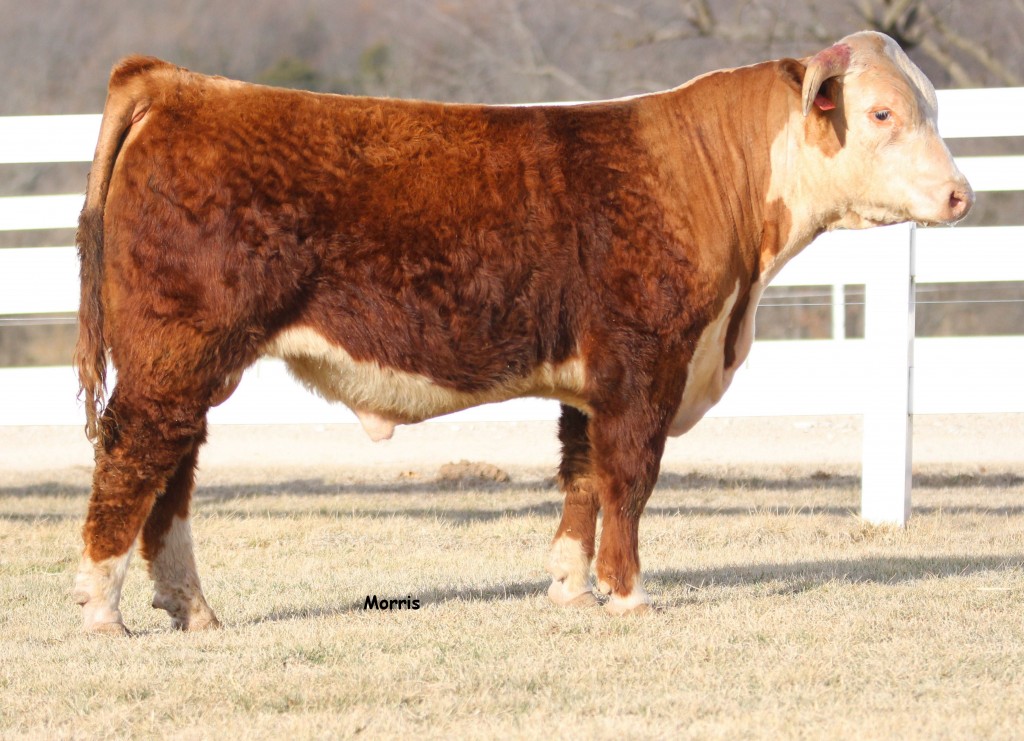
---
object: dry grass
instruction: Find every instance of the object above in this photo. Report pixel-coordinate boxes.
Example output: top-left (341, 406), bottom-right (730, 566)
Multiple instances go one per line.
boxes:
top-left (2, 421), bottom-right (1023, 740)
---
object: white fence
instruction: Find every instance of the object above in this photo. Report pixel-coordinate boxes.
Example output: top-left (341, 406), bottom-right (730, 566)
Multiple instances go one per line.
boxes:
top-left (1, 89), bottom-right (1023, 524)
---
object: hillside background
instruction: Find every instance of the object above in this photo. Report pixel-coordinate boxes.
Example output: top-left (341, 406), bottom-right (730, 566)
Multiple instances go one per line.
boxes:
top-left (2, 0), bottom-right (1022, 364)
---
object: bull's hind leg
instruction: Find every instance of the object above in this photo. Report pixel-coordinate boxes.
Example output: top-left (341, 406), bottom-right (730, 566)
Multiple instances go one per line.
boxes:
top-left (589, 407), bottom-right (672, 616)
top-left (73, 386), bottom-right (209, 635)
top-left (547, 405), bottom-right (599, 607)
top-left (140, 422), bottom-right (219, 631)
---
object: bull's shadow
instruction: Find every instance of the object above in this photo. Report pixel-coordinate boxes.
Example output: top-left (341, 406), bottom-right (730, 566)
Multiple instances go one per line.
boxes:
top-left (3, 470), bottom-right (1023, 524)
top-left (645, 553), bottom-right (1024, 597)
top-left (7, 469), bottom-right (1021, 501)
top-left (249, 578), bottom-right (553, 626)
top-left (249, 552), bottom-right (1023, 627)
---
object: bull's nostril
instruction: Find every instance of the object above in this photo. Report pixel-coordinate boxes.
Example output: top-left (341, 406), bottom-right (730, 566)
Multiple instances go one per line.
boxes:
top-left (949, 187), bottom-right (972, 218)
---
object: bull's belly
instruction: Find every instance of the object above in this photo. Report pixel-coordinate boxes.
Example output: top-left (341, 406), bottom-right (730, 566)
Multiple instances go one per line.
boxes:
top-left (265, 326), bottom-right (589, 440)
top-left (265, 277), bottom-right (759, 442)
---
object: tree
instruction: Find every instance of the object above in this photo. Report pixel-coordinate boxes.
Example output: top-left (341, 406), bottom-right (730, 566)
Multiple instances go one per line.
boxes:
top-left (600, 0), bottom-right (1023, 91)
top-left (857, 0), bottom-right (1022, 87)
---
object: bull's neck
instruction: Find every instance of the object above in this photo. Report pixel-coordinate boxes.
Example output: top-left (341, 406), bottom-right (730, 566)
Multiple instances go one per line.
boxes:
top-left (636, 64), bottom-right (802, 280)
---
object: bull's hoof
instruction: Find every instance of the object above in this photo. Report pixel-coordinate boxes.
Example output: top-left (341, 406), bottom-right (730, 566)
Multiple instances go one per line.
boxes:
top-left (598, 578), bottom-right (653, 616)
top-left (79, 597), bottom-right (131, 636)
top-left (604, 600), bottom-right (654, 616)
top-left (154, 593), bottom-right (221, 631)
top-left (176, 610), bottom-right (221, 632)
top-left (86, 621), bottom-right (132, 637)
top-left (547, 579), bottom-right (598, 607)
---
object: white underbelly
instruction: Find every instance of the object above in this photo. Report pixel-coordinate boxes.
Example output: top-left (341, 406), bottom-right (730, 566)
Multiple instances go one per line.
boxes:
top-left (265, 326), bottom-right (589, 440)
top-left (669, 279), bottom-right (762, 436)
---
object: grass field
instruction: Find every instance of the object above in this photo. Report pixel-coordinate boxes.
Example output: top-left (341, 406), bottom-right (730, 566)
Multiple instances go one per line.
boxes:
top-left (2, 417), bottom-right (1023, 739)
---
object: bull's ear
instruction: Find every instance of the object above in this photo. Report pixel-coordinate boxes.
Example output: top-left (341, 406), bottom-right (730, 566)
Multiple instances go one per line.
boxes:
top-left (801, 43), bottom-right (852, 116)
top-left (778, 59), bottom-right (806, 94)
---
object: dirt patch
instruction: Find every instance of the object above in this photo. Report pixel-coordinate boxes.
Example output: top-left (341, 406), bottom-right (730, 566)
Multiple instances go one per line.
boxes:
top-left (437, 460), bottom-right (511, 485)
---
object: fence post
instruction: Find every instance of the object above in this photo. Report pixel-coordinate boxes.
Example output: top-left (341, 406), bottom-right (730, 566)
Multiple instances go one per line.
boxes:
top-left (831, 283), bottom-right (846, 340)
top-left (861, 222), bottom-right (915, 525)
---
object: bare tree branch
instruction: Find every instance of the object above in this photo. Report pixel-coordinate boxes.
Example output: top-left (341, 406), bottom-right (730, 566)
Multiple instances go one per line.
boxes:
top-left (916, 34), bottom-right (978, 87)
top-left (620, 25), bottom-right (699, 50)
top-left (857, 0), bottom-right (927, 48)
top-left (858, 0), bottom-right (1023, 87)
top-left (881, 0), bottom-right (920, 30)
top-left (621, 18), bottom-right (823, 51)
top-left (374, 0), bottom-right (598, 101)
top-left (856, 0), bottom-right (880, 28)
top-left (578, 1), bottom-right (639, 21)
top-left (685, 0), bottom-right (715, 37)
top-left (502, 0), bottom-right (600, 99)
top-left (925, 4), bottom-right (1023, 86)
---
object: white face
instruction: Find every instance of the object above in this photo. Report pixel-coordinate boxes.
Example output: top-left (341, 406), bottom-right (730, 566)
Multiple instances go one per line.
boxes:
top-left (833, 34), bottom-right (973, 228)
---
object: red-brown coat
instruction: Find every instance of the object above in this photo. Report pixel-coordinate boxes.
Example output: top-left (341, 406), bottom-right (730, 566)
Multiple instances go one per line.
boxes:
top-left (73, 31), bottom-right (971, 633)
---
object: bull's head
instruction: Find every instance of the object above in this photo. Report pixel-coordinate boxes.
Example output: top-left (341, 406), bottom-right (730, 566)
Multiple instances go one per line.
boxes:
top-left (797, 31), bottom-right (972, 228)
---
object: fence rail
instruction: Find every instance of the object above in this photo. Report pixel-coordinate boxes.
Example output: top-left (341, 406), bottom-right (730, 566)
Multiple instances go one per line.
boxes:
top-left (1, 88), bottom-right (1023, 524)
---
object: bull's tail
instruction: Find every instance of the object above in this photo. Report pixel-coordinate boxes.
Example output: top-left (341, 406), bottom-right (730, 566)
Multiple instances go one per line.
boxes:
top-left (75, 57), bottom-right (163, 442)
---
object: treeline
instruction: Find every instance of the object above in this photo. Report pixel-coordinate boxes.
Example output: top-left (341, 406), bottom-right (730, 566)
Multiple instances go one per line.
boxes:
top-left (4, 0), bottom-right (1021, 116)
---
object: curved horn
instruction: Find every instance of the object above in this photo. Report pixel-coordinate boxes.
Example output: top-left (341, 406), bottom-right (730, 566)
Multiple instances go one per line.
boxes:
top-left (801, 42), bottom-right (853, 116)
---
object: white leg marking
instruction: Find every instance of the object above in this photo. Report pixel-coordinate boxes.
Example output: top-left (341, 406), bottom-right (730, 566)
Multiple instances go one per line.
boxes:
top-left (149, 515), bottom-right (220, 630)
top-left (604, 579), bottom-right (653, 616)
top-left (546, 536), bottom-right (597, 607)
top-left (73, 548), bottom-right (133, 635)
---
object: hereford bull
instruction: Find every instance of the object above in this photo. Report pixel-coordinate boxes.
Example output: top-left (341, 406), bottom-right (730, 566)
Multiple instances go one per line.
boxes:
top-left (73, 31), bottom-right (971, 634)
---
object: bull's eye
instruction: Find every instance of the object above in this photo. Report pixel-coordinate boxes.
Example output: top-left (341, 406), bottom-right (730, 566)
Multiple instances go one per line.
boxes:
top-left (872, 109), bottom-right (892, 122)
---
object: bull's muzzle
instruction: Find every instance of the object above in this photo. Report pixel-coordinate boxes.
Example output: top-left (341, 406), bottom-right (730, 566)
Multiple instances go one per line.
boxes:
top-left (947, 181), bottom-right (974, 223)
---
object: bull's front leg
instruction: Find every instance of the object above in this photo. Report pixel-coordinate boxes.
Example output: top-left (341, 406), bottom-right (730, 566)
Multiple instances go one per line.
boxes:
top-left (588, 402), bottom-right (673, 615)
top-left (547, 405), bottom-right (600, 607)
